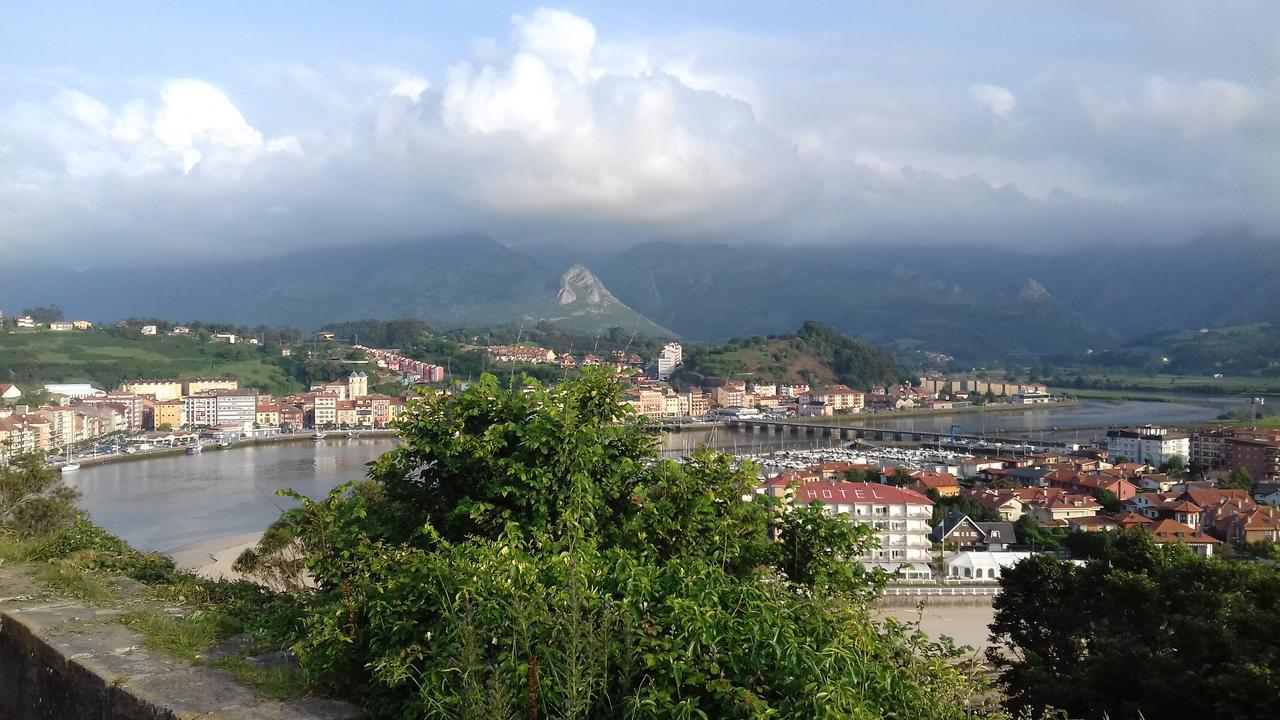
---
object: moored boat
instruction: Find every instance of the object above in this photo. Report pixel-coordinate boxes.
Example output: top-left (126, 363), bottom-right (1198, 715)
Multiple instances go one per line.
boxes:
top-left (60, 463), bottom-right (81, 473)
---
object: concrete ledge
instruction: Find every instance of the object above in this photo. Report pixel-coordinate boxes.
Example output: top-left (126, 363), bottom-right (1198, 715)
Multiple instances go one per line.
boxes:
top-left (0, 572), bottom-right (355, 720)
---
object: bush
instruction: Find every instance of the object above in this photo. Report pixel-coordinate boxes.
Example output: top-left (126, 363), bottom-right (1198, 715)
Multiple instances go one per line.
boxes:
top-left (246, 370), bottom-right (987, 718)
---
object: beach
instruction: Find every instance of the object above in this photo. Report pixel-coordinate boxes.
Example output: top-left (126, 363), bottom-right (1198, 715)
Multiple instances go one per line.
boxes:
top-left (878, 601), bottom-right (996, 651)
top-left (167, 531), bottom-right (264, 582)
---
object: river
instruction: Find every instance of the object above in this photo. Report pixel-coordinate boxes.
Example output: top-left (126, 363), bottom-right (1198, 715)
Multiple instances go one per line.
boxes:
top-left (70, 398), bottom-right (1228, 555)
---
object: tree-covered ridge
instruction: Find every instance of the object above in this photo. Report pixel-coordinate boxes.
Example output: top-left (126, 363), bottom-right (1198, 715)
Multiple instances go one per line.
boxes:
top-left (680, 320), bottom-right (909, 390)
top-left (239, 369), bottom-right (988, 718)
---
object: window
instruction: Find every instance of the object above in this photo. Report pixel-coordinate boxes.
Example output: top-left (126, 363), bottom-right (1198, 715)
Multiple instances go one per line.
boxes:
top-left (964, 568), bottom-right (972, 578)
top-left (990, 530), bottom-right (1000, 538)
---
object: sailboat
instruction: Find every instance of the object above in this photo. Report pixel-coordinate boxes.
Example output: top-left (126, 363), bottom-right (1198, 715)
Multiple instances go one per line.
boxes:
top-left (60, 447), bottom-right (80, 472)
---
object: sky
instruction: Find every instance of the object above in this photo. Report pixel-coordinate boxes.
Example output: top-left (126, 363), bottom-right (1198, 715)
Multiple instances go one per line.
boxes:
top-left (2, 1), bottom-right (1278, 264)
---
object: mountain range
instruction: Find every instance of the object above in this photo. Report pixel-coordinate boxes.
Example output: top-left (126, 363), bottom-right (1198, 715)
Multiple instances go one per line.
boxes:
top-left (3, 233), bottom-right (1278, 363)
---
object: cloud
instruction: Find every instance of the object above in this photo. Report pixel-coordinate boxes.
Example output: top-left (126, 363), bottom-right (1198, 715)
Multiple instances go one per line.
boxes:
top-left (0, 3), bottom-right (1278, 265)
top-left (970, 83), bottom-right (1017, 120)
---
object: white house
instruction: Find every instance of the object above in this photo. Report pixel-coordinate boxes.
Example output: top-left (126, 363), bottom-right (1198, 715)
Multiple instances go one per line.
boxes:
top-left (0, 384), bottom-right (21, 402)
top-left (43, 383), bottom-right (106, 399)
top-left (141, 325), bottom-right (158, 336)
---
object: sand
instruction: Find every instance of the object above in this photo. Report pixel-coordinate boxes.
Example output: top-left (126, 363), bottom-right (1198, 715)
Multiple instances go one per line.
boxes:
top-left (877, 602), bottom-right (996, 651)
top-left (167, 531), bottom-right (264, 582)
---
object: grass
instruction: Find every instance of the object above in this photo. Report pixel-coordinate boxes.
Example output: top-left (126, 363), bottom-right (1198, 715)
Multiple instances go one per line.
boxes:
top-left (33, 563), bottom-right (114, 602)
top-left (119, 608), bottom-right (243, 661)
top-left (208, 657), bottom-right (309, 700)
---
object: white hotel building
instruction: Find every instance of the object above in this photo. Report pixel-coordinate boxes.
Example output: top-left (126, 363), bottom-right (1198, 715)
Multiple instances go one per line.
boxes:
top-left (761, 480), bottom-right (935, 580)
top-left (1105, 425), bottom-right (1190, 466)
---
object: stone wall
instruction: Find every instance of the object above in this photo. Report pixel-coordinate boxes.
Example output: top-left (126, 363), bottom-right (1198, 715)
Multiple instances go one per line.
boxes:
top-left (0, 568), bottom-right (354, 720)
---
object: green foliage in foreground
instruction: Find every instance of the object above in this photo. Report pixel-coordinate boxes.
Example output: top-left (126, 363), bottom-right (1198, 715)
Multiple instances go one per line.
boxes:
top-left (0, 454), bottom-right (80, 538)
top-left (990, 530), bottom-right (1280, 720)
top-left (244, 369), bottom-right (988, 719)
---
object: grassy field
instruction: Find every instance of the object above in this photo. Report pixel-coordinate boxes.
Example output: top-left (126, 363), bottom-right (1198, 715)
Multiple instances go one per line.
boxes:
top-left (0, 330), bottom-right (302, 395)
top-left (1050, 372), bottom-right (1280, 398)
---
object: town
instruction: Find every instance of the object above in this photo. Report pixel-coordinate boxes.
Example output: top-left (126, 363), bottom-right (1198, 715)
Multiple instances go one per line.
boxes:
top-left (4, 316), bottom-right (1279, 587)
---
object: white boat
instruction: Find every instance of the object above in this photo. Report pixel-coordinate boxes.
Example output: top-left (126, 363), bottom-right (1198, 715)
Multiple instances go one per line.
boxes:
top-left (312, 432), bottom-right (326, 441)
top-left (186, 445), bottom-right (202, 455)
top-left (60, 463), bottom-right (81, 473)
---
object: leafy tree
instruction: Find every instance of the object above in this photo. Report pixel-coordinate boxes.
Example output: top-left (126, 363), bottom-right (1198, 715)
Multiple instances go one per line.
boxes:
top-left (243, 370), bottom-right (985, 719)
top-left (20, 305), bottom-right (64, 324)
top-left (1013, 515), bottom-right (1064, 551)
top-left (1220, 468), bottom-right (1256, 491)
top-left (0, 453), bottom-right (80, 538)
top-left (889, 467), bottom-right (915, 488)
top-left (1092, 488), bottom-right (1123, 513)
top-left (1159, 455), bottom-right (1185, 478)
top-left (990, 530), bottom-right (1280, 720)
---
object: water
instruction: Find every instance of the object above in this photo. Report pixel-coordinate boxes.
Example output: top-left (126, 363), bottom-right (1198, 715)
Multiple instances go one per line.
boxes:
top-left (69, 438), bottom-right (397, 554)
top-left (71, 399), bottom-right (1230, 554)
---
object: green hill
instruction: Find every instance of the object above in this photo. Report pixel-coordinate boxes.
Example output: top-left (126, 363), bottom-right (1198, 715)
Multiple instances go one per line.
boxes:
top-left (679, 321), bottom-right (908, 390)
top-left (0, 330), bottom-right (304, 396)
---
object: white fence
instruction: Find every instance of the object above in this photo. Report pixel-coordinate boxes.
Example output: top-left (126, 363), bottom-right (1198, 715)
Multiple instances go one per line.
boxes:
top-left (883, 586), bottom-right (1000, 597)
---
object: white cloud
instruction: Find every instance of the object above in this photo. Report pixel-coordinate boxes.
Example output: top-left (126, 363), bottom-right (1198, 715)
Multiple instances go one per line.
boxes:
top-left (1, 4), bottom-right (1279, 264)
top-left (970, 83), bottom-right (1017, 120)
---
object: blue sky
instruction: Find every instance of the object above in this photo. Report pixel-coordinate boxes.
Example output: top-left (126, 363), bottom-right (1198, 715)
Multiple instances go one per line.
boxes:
top-left (2, 2), bottom-right (1278, 262)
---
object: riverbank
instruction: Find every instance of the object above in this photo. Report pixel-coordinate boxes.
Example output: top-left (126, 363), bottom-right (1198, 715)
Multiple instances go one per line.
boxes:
top-left (800, 399), bottom-right (1082, 426)
top-left (168, 531), bottom-right (264, 581)
top-left (72, 429), bottom-right (399, 469)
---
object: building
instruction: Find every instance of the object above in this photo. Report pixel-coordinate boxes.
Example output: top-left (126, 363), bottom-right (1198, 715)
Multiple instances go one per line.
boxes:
top-left (140, 325), bottom-right (158, 335)
top-left (1148, 519), bottom-right (1220, 557)
top-left (1225, 434), bottom-right (1280, 481)
top-left (944, 551), bottom-right (1034, 581)
top-left (33, 405), bottom-right (76, 450)
top-left (485, 345), bottom-right (556, 364)
top-left (347, 371), bottom-right (369, 399)
top-left (152, 399), bottom-right (186, 429)
top-left (72, 320), bottom-right (93, 330)
top-left (800, 385), bottom-right (865, 413)
top-left (15, 316), bottom-right (36, 328)
top-left (121, 379), bottom-right (185, 402)
top-left (79, 393), bottom-right (144, 431)
top-left (212, 332), bottom-right (238, 343)
top-left (170, 326), bottom-right (190, 335)
top-left (761, 480), bottom-right (934, 580)
top-left (183, 394), bottom-right (218, 427)
top-left (43, 383), bottom-right (105, 399)
top-left (655, 342), bottom-right (683, 381)
top-left (313, 393), bottom-right (338, 428)
top-left (0, 384), bottom-right (21, 402)
top-left (185, 377), bottom-right (239, 396)
top-left (212, 390), bottom-right (259, 430)
top-left (256, 403), bottom-right (281, 428)
top-left (1105, 426), bottom-right (1190, 466)
top-left (911, 471), bottom-right (960, 497)
top-left (49, 321), bottom-right (73, 331)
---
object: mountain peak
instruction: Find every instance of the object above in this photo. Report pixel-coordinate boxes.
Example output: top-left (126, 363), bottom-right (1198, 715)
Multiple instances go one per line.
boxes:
top-left (1018, 278), bottom-right (1050, 303)
top-left (557, 263), bottom-right (611, 306)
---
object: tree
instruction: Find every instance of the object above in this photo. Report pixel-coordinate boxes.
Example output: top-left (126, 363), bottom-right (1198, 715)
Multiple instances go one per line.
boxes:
top-left (0, 453), bottom-right (80, 537)
top-left (889, 467), bottom-right (915, 487)
top-left (1159, 455), bottom-right (1185, 478)
top-left (20, 305), bottom-right (63, 324)
top-left (241, 370), bottom-right (984, 719)
top-left (990, 530), bottom-right (1280, 720)
top-left (1093, 488), bottom-right (1123, 513)
top-left (1220, 468), bottom-right (1256, 491)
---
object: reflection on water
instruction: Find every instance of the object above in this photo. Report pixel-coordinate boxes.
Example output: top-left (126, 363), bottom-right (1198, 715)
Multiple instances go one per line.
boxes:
top-left (69, 438), bottom-right (397, 553)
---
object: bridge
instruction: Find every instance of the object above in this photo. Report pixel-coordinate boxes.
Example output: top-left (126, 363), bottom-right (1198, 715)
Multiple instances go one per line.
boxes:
top-left (721, 418), bottom-right (1075, 451)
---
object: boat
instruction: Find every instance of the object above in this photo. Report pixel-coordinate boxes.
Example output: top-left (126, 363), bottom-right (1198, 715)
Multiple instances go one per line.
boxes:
top-left (312, 431), bottom-right (326, 441)
top-left (60, 463), bottom-right (81, 473)
top-left (346, 431), bottom-right (359, 439)
top-left (186, 445), bottom-right (202, 455)
top-left (218, 442), bottom-right (232, 449)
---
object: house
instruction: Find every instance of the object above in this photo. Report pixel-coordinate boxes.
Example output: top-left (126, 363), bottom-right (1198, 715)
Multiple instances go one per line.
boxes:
top-left (49, 321), bottom-right (73, 331)
top-left (943, 551), bottom-right (1034, 582)
top-left (72, 320), bottom-right (93, 330)
top-left (170, 326), bottom-right (190, 335)
top-left (932, 511), bottom-right (986, 547)
top-left (965, 488), bottom-right (1027, 521)
top-left (1148, 519), bottom-right (1221, 557)
top-left (141, 325), bottom-right (158, 336)
top-left (1219, 507), bottom-right (1280, 544)
top-left (212, 332), bottom-right (237, 344)
top-left (911, 471), bottom-right (960, 497)
top-left (0, 384), bottom-right (21, 402)
top-left (1067, 515), bottom-right (1122, 533)
top-left (1255, 482), bottom-right (1280, 505)
top-left (1112, 512), bottom-right (1155, 530)
top-left (15, 315), bottom-right (36, 328)
top-left (1105, 426), bottom-right (1189, 467)
top-left (1028, 493), bottom-right (1102, 526)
